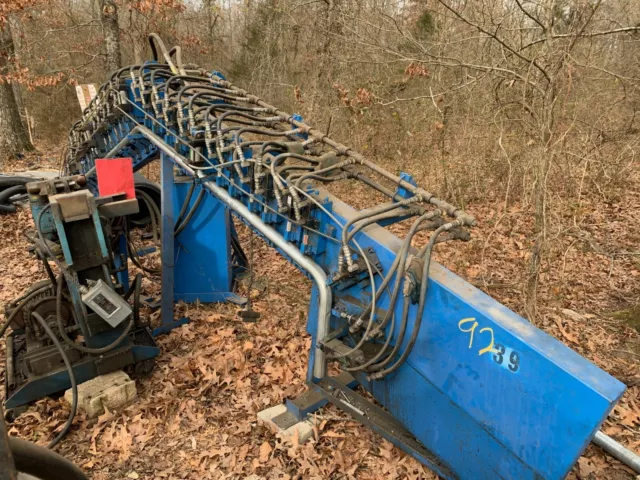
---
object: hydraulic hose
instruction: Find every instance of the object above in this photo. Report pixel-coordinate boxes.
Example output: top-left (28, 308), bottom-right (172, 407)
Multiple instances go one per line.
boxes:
top-left (349, 210), bottom-right (442, 334)
top-left (31, 312), bottom-right (78, 449)
top-left (174, 187), bottom-right (205, 236)
top-left (168, 45), bottom-right (186, 75)
top-left (9, 437), bottom-right (86, 479)
top-left (351, 213), bottom-right (441, 372)
top-left (0, 283), bottom-right (54, 337)
top-left (148, 33), bottom-right (179, 73)
top-left (123, 273), bottom-right (143, 327)
top-left (345, 206), bottom-right (421, 245)
top-left (369, 223), bottom-right (457, 380)
top-left (0, 175), bottom-right (34, 188)
top-left (135, 188), bottom-right (161, 244)
top-left (175, 181), bottom-right (195, 227)
top-left (0, 184), bottom-right (27, 214)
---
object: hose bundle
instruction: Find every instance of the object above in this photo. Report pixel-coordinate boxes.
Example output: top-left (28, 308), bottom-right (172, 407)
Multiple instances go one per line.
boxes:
top-left (0, 175), bottom-right (33, 214)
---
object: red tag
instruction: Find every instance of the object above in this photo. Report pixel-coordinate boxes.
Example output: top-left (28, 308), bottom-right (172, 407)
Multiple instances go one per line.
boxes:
top-left (95, 158), bottom-right (135, 200)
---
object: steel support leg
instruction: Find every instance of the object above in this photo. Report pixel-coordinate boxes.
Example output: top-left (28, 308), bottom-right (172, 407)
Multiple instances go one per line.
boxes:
top-left (153, 152), bottom-right (189, 336)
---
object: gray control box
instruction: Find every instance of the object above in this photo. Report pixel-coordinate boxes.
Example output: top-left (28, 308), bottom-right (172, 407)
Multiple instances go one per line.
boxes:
top-left (80, 279), bottom-right (132, 327)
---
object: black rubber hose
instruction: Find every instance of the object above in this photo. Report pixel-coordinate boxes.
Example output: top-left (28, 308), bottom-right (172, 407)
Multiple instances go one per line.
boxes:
top-left (125, 224), bottom-right (161, 275)
top-left (174, 188), bottom-right (205, 236)
top-left (168, 46), bottom-right (182, 68)
top-left (175, 181), bottom-right (195, 227)
top-left (134, 189), bottom-right (160, 244)
top-left (350, 212), bottom-right (433, 336)
top-left (123, 273), bottom-right (142, 327)
top-left (148, 33), bottom-right (177, 71)
top-left (231, 235), bottom-right (248, 266)
top-left (0, 184), bottom-right (26, 203)
top-left (9, 437), bottom-right (86, 479)
top-left (343, 212), bottom-right (443, 370)
top-left (0, 203), bottom-right (16, 214)
top-left (0, 184), bottom-right (27, 213)
top-left (31, 312), bottom-right (78, 450)
top-left (134, 275), bottom-right (142, 327)
top-left (42, 257), bottom-right (58, 285)
top-left (0, 176), bottom-right (33, 189)
top-left (364, 296), bottom-right (411, 374)
top-left (130, 175), bottom-right (161, 227)
top-left (345, 297), bottom-right (398, 373)
top-left (0, 284), bottom-right (54, 337)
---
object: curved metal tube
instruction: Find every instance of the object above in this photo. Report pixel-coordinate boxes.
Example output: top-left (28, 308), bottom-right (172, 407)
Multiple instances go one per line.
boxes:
top-left (103, 125), bottom-right (331, 379)
top-left (200, 176), bottom-right (331, 377)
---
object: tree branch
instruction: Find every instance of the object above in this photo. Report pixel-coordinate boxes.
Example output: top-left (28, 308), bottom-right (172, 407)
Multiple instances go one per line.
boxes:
top-left (437, 0), bottom-right (551, 83)
top-left (521, 26), bottom-right (640, 50)
top-left (514, 0), bottom-right (546, 31)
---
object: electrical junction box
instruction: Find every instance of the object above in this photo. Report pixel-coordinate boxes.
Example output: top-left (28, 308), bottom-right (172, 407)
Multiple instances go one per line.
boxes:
top-left (81, 279), bottom-right (131, 327)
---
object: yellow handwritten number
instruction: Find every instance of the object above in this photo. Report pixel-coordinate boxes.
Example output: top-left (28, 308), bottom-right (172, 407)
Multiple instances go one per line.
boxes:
top-left (478, 327), bottom-right (496, 356)
top-left (458, 318), bottom-right (498, 355)
top-left (458, 318), bottom-right (478, 349)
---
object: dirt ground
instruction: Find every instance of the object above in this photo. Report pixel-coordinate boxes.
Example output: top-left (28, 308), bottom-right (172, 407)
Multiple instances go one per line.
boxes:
top-left (0, 151), bottom-right (638, 479)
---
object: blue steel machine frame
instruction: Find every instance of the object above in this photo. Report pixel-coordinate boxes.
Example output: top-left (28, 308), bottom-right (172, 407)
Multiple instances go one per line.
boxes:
top-left (59, 35), bottom-right (631, 479)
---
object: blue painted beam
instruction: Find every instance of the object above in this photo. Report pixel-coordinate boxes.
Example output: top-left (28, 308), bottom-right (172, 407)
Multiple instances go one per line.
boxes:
top-left (308, 194), bottom-right (626, 480)
top-left (173, 179), bottom-right (235, 303)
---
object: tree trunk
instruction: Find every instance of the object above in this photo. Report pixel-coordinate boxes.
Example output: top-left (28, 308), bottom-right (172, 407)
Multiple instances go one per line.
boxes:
top-left (100, 0), bottom-right (121, 72)
top-left (525, 112), bottom-right (555, 322)
top-left (0, 22), bottom-right (33, 163)
top-left (525, 147), bottom-right (551, 321)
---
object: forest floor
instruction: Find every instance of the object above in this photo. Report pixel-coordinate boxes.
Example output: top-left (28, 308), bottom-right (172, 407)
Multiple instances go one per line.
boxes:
top-left (0, 149), bottom-right (639, 480)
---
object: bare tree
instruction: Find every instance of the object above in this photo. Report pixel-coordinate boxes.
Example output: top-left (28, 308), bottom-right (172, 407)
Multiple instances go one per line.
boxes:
top-left (0, 21), bottom-right (33, 161)
top-left (427, 0), bottom-right (640, 318)
top-left (99, 0), bottom-right (121, 71)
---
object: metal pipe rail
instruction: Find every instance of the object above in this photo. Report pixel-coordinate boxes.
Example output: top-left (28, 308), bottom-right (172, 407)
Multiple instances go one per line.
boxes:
top-left (102, 125), bottom-right (333, 379)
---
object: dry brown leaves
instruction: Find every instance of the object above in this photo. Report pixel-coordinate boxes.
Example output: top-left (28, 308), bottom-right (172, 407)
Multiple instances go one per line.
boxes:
top-left (0, 153), bottom-right (638, 479)
top-left (404, 62), bottom-right (430, 79)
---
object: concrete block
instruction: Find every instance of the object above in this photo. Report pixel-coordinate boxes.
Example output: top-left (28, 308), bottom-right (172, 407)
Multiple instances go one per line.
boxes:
top-left (283, 419), bottom-right (314, 443)
top-left (257, 404), bottom-right (287, 424)
top-left (64, 370), bottom-right (136, 418)
top-left (257, 404), bottom-right (314, 443)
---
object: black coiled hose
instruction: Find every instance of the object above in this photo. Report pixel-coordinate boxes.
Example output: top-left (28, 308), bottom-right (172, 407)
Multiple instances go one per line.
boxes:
top-left (9, 437), bottom-right (87, 479)
top-left (0, 184), bottom-right (27, 214)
